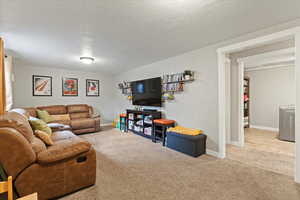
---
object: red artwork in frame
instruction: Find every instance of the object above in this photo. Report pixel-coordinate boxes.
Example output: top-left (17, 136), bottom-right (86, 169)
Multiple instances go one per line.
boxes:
top-left (62, 77), bottom-right (78, 96)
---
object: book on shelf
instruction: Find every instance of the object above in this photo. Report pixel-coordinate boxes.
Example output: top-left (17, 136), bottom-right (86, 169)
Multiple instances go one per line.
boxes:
top-left (144, 115), bottom-right (153, 124)
top-left (163, 82), bottom-right (184, 93)
top-left (136, 120), bottom-right (143, 126)
top-left (128, 113), bottom-right (134, 120)
top-left (162, 73), bottom-right (184, 84)
top-left (144, 127), bottom-right (152, 136)
top-left (134, 126), bottom-right (142, 132)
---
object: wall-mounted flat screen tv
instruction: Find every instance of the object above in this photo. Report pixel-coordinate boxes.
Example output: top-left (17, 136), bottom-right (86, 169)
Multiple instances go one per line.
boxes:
top-left (131, 77), bottom-right (162, 107)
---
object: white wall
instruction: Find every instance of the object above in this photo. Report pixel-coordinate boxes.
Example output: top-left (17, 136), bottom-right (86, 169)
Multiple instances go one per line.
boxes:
top-left (114, 46), bottom-right (220, 151)
top-left (12, 64), bottom-right (115, 123)
top-left (245, 66), bottom-right (295, 129)
top-left (295, 32), bottom-right (300, 183)
top-left (230, 59), bottom-right (240, 142)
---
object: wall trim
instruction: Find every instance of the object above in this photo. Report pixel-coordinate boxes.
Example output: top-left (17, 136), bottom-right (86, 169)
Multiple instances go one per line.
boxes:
top-left (227, 140), bottom-right (243, 147)
top-left (245, 64), bottom-right (294, 72)
top-left (250, 125), bottom-right (279, 132)
top-left (206, 149), bottom-right (224, 158)
top-left (238, 61), bottom-right (245, 147)
top-left (102, 123), bottom-right (112, 126)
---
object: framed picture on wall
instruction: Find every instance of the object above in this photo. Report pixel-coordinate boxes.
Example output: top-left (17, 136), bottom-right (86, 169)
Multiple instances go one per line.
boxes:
top-left (32, 75), bottom-right (52, 96)
top-left (86, 79), bottom-right (99, 96)
top-left (62, 77), bottom-right (78, 96)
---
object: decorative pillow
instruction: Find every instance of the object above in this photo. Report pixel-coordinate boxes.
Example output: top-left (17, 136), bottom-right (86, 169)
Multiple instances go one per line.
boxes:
top-left (37, 109), bottom-right (54, 123)
top-left (167, 126), bottom-right (203, 136)
top-left (35, 130), bottom-right (54, 146)
top-left (47, 123), bottom-right (65, 128)
top-left (51, 114), bottom-right (71, 121)
top-left (29, 117), bottom-right (52, 135)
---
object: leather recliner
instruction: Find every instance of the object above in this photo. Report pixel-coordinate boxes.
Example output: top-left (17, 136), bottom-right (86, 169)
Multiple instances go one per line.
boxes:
top-left (0, 109), bottom-right (97, 200)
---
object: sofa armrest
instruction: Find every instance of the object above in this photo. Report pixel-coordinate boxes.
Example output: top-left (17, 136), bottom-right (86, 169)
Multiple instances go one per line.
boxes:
top-left (91, 114), bottom-right (100, 118)
top-left (37, 138), bottom-right (91, 164)
top-left (93, 116), bottom-right (101, 131)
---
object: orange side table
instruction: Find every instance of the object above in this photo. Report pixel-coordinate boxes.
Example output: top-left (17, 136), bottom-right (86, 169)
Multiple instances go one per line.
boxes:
top-left (152, 119), bottom-right (176, 146)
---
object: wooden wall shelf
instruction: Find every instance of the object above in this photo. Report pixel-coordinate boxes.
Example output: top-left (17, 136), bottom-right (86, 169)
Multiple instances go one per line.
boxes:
top-left (118, 71), bottom-right (195, 101)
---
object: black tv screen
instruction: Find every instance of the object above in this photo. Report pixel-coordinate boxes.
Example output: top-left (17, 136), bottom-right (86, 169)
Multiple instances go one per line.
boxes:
top-left (132, 77), bottom-right (162, 107)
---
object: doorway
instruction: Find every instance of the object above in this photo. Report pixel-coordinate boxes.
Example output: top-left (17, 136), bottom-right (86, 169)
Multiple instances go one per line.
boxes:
top-left (217, 27), bottom-right (300, 182)
top-left (226, 40), bottom-right (296, 176)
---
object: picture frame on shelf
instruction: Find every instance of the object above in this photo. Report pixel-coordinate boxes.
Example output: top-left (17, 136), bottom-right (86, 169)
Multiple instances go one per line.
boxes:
top-left (86, 79), bottom-right (100, 96)
top-left (32, 75), bottom-right (52, 96)
top-left (62, 77), bottom-right (78, 96)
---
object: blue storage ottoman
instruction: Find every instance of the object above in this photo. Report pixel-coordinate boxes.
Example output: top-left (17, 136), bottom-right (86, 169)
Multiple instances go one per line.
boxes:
top-left (166, 131), bottom-right (207, 157)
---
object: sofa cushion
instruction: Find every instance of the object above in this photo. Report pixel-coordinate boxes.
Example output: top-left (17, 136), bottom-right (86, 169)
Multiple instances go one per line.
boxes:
top-left (51, 120), bottom-right (71, 126)
top-left (69, 112), bottom-right (90, 120)
top-left (37, 137), bottom-right (91, 164)
top-left (35, 130), bottom-right (54, 146)
top-left (37, 105), bottom-right (67, 115)
top-left (51, 130), bottom-right (77, 142)
top-left (51, 114), bottom-right (71, 121)
top-left (37, 109), bottom-right (54, 123)
top-left (71, 118), bottom-right (95, 130)
top-left (47, 123), bottom-right (65, 129)
top-left (29, 117), bottom-right (52, 135)
top-left (67, 104), bottom-right (89, 114)
top-left (48, 123), bottom-right (71, 132)
top-left (167, 126), bottom-right (203, 136)
top-left (0, 111), bottom-right (35, 142)
top-left (73, 128), bottom-right (96, 135)
top-left (24, 107), bottom-right (37, 118)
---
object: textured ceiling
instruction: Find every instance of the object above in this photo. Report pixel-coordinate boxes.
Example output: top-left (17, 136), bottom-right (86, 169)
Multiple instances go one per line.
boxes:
top-left (1, 0), bottom-right (300, 74)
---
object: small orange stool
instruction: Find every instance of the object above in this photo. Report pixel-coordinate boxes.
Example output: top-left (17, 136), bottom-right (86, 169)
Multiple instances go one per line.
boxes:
top-left (120, 113), bottom-right (127, 132)
top-left (152, 119), bottom-right (176, 146)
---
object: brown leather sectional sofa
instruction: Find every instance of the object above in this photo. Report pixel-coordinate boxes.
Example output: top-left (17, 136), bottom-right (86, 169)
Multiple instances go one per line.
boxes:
top-left (25, 104), bottom-right (101, 134)
top-left (0, 108), bottom-right (97, 200)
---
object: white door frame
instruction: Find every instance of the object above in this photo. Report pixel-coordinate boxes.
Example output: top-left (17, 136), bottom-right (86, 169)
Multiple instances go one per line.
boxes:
top-left (226, 60), bottom-right (245, 147)
top-left (225, 58), bottom-right (231, 144)
top-left (217, 27), bottom-right (300, 183)
top-left (237, 61), bottom-right (245, 147)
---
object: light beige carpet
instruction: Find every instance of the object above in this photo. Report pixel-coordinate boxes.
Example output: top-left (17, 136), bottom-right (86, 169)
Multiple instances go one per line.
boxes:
top-left (60, 126), bottom-right (300, 200)
top-left (227, 128), bottom-right (295, 177)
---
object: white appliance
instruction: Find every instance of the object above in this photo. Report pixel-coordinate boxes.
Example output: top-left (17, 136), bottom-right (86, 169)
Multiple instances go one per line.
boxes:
top-left (279, 105), bottom-right (295, 142)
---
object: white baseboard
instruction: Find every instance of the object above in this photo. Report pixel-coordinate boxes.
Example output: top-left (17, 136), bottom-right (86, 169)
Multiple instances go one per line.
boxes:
top-left (206, 149), bottom-right (224, 158)
top-left (250, 125), bottom-right (279, 132)
top-left (227, 140), bottom-right (243, 147)
top-left (101, 123), bottom-right (112, 126)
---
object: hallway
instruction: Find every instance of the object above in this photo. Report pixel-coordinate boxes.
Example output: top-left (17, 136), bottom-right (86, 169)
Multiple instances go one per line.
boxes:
top-left (227, 128), bottom-right (295, 177)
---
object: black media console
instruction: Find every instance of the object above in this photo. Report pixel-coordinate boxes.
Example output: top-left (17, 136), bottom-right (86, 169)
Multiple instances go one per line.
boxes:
top-left (126, 109), bottom-right (162, 139)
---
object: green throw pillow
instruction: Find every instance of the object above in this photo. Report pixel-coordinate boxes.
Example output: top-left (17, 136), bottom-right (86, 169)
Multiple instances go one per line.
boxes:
top-left (29, 117), bottom-right (52, 135)
top-left (37, 109), bottom-right (54, 123)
